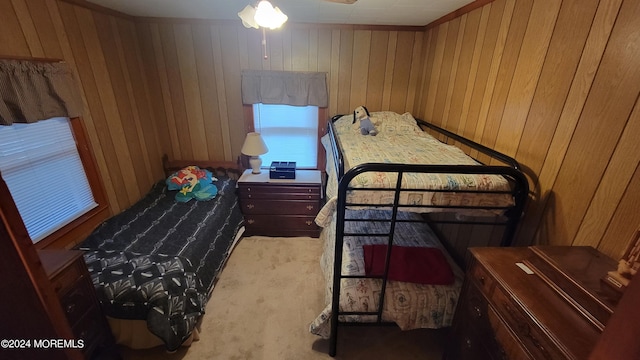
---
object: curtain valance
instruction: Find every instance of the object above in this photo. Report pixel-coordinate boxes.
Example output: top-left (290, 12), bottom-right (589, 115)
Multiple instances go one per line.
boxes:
top-left (0, 59), bottom-right (82, 125)
top-left (241, 70), bottom-right (328, 107)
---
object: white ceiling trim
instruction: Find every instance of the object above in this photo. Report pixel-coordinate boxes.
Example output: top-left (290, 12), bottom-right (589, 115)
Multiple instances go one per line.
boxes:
top-left (86, 0), bottom-right (476, 26)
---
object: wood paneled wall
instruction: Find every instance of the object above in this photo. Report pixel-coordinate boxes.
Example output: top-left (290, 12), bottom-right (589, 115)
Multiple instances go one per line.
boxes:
top-left (0, 0), bottom-right (163, 220)
top-left (135, 20), bottom-right (426, 165)
top-left (417, 0), bottom-right (640, 258)
top-left (2, 0), bottom-right (639, 259)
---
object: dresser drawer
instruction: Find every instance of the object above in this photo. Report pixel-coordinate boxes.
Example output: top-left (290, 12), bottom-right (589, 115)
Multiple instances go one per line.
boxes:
top-left (240, 199), bottom-right (320, 215)
top-left (462, 283), bottom-right (532, 360)
top-left (491, 285), bottom-right (564, 360)
top-left (245, 215), bottom-right (320, 237)
top-left (238, 184), bottom-right (320, 200)
top-left (245, 215), bottom-right (318, 230)
top-left (446, 320), bottom-right (494, 360)
top-left (73, 306), bottom-right (107, 357)
top-left (470, 262), bottom-right (495, 298)
top-left (487, 306), bottom-right (532, 360)
top-left (60, 277), bottom-right (95, 326)
top-left (50, 258), bottom-right (85, 296)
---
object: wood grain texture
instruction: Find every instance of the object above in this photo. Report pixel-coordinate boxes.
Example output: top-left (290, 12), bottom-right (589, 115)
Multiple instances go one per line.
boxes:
top-left (416, 0), bottom-right (639, 258)
top-left (3, 0), bottom-right (639, 259)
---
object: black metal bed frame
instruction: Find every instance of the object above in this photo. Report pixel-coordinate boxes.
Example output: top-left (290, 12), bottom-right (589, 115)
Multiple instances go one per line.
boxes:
top-left (325, 115), bottom-right (529, 356)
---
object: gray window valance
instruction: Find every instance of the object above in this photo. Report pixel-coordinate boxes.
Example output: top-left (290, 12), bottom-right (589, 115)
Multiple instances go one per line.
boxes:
top-left (241, 70), bottom-right (328, 107)
top-left (0, 59), bottom-right (82, 125)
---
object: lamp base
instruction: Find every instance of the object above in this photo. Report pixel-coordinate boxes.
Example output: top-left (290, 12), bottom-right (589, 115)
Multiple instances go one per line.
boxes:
top-left (249, 156), bottom-right (262, 174)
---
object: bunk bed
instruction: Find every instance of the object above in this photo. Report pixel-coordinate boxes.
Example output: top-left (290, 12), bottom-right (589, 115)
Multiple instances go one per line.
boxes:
top-left (309, 111), bottom-right (529, 356)
top-left (76, 156), bottom-right (245, 352)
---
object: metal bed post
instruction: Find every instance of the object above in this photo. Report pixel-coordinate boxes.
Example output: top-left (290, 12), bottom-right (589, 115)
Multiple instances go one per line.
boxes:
top-left (325, 116), bottom-right (530, 356)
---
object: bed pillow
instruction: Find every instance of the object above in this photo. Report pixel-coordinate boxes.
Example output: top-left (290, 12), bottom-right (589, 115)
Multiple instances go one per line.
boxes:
top-left (166, 166), bottom-right (218, 202)
top-left (376, 112), bottom-right (421, 135)
top-left (362, 244), bottom-right (454, 285)
top-left (332, 111), bottom-right (420, 136)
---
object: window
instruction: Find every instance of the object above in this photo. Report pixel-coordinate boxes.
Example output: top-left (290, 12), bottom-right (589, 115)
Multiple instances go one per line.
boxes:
top-left (0, 117), bottom-right (97, 244)
top-left (252, 103), bottom-right (319, 169)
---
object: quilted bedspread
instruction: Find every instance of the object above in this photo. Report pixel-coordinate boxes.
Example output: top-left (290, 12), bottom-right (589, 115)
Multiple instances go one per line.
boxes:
top-left (78, 175), bottom-right (244, 351)
top-left (323, 112), bottom-right (514, 213)
top-left (309, 209), bottom-right (464, 338)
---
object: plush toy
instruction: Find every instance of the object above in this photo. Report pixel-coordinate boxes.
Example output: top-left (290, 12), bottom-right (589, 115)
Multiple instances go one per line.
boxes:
top-left (353, 105), bottom-right (378, 136)
top-left (166, 166), bottom-right (218, 202)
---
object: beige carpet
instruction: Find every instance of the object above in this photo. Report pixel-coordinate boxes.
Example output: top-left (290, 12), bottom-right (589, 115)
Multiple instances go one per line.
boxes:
top-left (120, 236), bottom-right (447, 360)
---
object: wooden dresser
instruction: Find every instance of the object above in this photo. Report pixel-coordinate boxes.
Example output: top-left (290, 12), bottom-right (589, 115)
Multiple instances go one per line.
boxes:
top-left (444, 246), bottom-right (620, 360)
top-left (237, 169), bottom-right (322, 237)
top-left (39, 249), bottom-right (116, 359)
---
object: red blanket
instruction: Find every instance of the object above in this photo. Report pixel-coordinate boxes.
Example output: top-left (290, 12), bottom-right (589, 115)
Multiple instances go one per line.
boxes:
top-left (363, 245), bottom-right (454, 285)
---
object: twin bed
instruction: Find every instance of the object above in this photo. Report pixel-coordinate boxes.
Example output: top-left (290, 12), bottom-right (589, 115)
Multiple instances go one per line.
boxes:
top-left (76, 157), bottom-right (245, 351)
top-left (75, 111), bottom-right (527, 356)
top-left (310, 111), bottom-right (528, 356)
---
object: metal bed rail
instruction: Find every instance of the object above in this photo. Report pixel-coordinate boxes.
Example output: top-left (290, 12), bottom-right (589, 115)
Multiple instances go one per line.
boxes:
top-left (325, 115), bottom-right (529, 357)
top-left (328, 164), bottom-right (528, 356)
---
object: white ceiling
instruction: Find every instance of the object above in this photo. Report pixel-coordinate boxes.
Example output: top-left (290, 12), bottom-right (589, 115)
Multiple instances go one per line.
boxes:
top-left (87, 0), bottom-right (475, 26)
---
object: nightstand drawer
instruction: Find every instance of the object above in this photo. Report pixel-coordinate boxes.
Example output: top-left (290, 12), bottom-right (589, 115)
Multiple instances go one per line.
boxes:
top-left (245, 215), bottom-right (318, 229)
top-left (240, 199), bottom-right (320, 215)
top-left (238, 185), bottom-right (320, 200)
top-left (245, 215), bottom-right (320, 237)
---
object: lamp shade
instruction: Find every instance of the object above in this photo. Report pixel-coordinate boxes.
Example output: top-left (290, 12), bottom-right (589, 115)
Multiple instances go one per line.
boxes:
top-left (254, 1), bottom-right (288, 29)
top-left (238, 5), bottom-right (259, 29)
top-left (238, 1), bottom-right (287, 30)
top-left (241, 132), bottom-right (268, 156)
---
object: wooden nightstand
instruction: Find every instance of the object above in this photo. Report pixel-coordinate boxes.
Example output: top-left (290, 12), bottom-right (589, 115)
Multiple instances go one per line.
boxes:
top-left (237, 169), bottom-right (322, 237)
top-left (39, 249), bottom-right (116, 359)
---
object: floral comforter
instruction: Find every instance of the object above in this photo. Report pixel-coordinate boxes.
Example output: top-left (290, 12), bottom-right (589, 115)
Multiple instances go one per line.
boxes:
top-left (323, 111), bottom-right (514, 214)
top-left (309, 209), bottom-right (464, 338)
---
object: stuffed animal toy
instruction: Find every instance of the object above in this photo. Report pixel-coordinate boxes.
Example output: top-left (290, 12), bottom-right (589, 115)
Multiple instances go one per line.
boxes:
top-left (353, 105), bottom-right (378, 136)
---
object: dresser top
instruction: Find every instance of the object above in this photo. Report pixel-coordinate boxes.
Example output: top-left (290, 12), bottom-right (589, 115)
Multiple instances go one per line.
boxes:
top-left (470, 246), bottom-right (603, 360)
top-left (38, 249), bottom-right (84, 278)
top-left (238, 169), bottom-right (321, 185)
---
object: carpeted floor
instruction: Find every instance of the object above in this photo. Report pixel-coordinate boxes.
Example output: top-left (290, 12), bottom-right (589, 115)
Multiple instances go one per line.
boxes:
top-left (119, 236), bottom-right (447, 359)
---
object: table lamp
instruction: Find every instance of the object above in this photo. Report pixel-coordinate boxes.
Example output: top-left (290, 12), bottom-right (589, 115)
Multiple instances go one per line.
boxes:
top-left (241, 132), bottom-right (269, 174)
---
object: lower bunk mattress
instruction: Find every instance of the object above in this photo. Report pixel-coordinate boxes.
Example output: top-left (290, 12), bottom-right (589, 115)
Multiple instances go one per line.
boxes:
top-left (309, 209), bottom-right (464, 338)
top-left (77, 174), bottom-right (244, 351)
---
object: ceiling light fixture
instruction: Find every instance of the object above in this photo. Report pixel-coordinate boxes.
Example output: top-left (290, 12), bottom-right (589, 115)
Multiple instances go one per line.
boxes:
top-left (238, 1), bottom-right (288, 59)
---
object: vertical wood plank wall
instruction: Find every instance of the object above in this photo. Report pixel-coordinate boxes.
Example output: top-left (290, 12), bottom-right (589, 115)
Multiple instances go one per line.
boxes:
top-left (1, 0), bottom-right (639, 259)
top-left (417, 0), bottom-right (640, 257)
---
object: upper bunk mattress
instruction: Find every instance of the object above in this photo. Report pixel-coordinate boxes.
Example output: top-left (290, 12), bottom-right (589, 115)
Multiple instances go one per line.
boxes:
top-left (323, 111), bottom-right (515, 214)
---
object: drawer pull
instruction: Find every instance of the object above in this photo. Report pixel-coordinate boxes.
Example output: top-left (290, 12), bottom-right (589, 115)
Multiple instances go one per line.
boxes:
top-left (247, 219), bottom-right (255, 224)
top-left (478, 276), bottom-right (485, 286)
top-left (473, 305), bottom-right (482, 318)
top-left (66, 303), bottom-right (76, 314)
top-left (306, 205), bottom-right (314, 211)
top-left (306, 221), bottom-right (313, 226)
top-left (464, 337), bottom-right (472, 349)
top-left (246, 204), bottom-right (255, 209)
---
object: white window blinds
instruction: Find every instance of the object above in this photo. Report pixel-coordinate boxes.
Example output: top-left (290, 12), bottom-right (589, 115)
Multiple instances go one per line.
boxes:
top-left (253, 103), bottom-right (318, 168)
top-left (0, 117), bottom-right (97, 243)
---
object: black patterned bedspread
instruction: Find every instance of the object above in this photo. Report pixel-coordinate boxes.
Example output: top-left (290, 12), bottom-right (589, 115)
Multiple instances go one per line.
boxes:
top-left (77, 174), bottom-right (244, 351)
